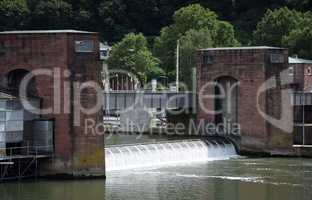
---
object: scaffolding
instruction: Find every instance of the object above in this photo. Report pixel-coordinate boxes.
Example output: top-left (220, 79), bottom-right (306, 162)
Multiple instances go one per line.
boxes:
top-left (0, 146), bottom-right (52, 181)
top-left (0, 92), bottom-right (54, 181)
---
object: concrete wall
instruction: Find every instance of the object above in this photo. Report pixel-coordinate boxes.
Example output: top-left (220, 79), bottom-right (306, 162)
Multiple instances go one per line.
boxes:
top-left (0, 31), bottom-right (105, 177)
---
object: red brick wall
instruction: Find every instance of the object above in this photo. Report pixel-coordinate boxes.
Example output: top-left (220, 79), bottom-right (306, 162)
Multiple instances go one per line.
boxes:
top-left (303, 64), bottom-right (312, 91)
top-left (0, 32), bottom-right (104, 176)
top-left (197, 48), bottom-right (294, 154)
top-left (290, 63), bottom-right (312, 91)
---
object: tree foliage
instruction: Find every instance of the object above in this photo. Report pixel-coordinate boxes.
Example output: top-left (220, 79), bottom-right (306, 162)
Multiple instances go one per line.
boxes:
top-left (27, 0), bottom-right (73, 29)
top-left (0, 0), bottom-right (302, 43)
top-left (0, 0), bottom-right (29, 31)
top-left (179, 28), bottom-right (213, 88)
top-left (2, 0), bottom-right (312, 78)
top-left (283, 27), bottom-right (312, 59)
top-left (282, 14), bottom-right (312, 59)
top-left (154, 4), bottom-right (239, 82)
top-left (287, 0), bottom-right (312, 11)
top-left (253, 7), bottom-right (312, 59)
top-left (107, 33), bottom-right (162, 84)
top-left (253, 7), bottom-right (304, 47)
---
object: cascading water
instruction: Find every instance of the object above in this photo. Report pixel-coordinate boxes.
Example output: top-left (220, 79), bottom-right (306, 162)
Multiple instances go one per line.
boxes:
top-left (105, 139), bottom-right (238, 172)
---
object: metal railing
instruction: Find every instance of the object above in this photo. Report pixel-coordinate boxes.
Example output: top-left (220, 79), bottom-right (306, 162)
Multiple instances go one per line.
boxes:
top-left (0, 145), bottom-right (53, 181)
top-left (103, 91), bottom-right (195, 113)
top-left (0, 145), bottom-right (53, 160)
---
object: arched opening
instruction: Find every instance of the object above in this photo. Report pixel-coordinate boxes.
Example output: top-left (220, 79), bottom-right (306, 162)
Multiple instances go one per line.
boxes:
top-left (4, 69), bottom-right (38, 96)
top-left (215, 76), bottom-right (239, 125)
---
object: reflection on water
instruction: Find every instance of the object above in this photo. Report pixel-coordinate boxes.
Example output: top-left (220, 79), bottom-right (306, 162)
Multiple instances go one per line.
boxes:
top-left (1, 158), bottom-right (312, 200)
top-left (0, 180), bottom-right (105, 200)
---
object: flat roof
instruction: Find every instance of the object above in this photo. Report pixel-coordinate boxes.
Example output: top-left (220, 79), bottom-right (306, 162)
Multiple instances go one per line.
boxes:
top-left (0, 30), bottom-right (96, 34)
top-left (199, 46), bottom-right (285, 51)
top-left (289, 57), bottom-right (312, 64)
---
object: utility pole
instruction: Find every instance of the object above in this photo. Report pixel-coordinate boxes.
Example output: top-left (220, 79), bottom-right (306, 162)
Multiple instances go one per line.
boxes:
top-left (176, 40), bottom-right (180, 92)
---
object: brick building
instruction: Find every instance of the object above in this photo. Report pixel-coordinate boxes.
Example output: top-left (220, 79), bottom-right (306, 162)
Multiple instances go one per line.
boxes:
top-left (0, 30), bottom-right (105, 177)
top-left (289, 56), bottom-right (312, 91)
top-left (197, 47), bottom-right (297, 155)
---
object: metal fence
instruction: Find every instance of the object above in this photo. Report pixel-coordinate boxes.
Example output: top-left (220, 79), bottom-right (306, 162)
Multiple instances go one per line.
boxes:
top-left (0, 145), bottom-right (53, 181)
top-left (103, 91), bottom-right (195, 114)
top-left (0, 145), bottom-right (53, 160)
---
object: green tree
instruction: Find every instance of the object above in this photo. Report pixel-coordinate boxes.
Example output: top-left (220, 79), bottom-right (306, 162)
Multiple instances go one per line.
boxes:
top-left (283, 16), bottom-right (312, 59)
top-left (154, 4), bottom-right (239, 82)
top-left (283, 28), bottom-right (312, 59)
top-left (27, 0), bottom-right (73, 29)
top-left (253, 7), bottom-right (304, 47)
top-left (179, 28), bottom-right (213, 89)
top-left (0, 0), bottom-right (29, 31)
top-left (287, 0), bottom-right (312, 11)
top-left (107, 33), bottom-right (163, 85)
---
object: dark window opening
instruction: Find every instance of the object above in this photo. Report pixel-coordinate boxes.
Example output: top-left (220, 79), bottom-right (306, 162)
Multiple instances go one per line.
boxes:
top-left (6, 69), bottom-right (38, 96)
top-left (215, 76), bottom-right (239, 126)
top-left (0, 41), bottom-right (5, 56)
top-left (203, 55), bottom-right (214, 65)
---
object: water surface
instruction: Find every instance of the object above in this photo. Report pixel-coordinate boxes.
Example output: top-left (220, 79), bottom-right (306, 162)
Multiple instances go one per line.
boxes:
top-left (1, 158), bottom-right (312, 200)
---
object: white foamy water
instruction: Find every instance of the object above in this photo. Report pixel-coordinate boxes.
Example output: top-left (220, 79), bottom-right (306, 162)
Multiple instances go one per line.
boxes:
top-left (105, 140), bottom-right (238, 171)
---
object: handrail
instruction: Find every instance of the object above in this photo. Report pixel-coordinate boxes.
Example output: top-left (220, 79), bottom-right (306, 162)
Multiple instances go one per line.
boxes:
top-left (0, 145), bottom-right (53, 158)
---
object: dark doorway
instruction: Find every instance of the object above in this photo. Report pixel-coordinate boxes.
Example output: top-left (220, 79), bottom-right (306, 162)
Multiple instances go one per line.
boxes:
top-left (215, 76), bottom-right (239, 125)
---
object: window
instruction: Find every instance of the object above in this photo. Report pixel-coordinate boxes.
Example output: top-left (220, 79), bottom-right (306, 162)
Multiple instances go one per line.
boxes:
top-left (306, 67), bottom-right (312, 76)
top-left (0, 41), bottom-right (5, 56)
top-left (270, 54), bottom-right (284, 63)
top-left (75, 40), bottom-right (94, 53)
top-left (289, 67), bottom-right (294, 76)
top-left (203, 54), bottom-right (214, 65)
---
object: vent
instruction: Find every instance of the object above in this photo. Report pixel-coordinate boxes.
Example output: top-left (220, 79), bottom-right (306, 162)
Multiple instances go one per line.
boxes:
top-left (270, 53), bottom-right (284, 63)
top-left (75, 40), bottom-right (94, 53)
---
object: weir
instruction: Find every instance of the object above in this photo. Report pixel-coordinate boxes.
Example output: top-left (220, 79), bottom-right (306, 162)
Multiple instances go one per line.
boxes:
top-left (105, 139), bottom-right (238, 171)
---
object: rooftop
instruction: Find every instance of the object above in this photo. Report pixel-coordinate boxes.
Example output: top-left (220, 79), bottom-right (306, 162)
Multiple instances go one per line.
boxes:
top-left (199, 46), bottom-right (285, 51)
top-left (289, 57), bottom-right (312, 64)
top-left (100, 42), bottom-right (112, 50)
top-left (0, 30), bottom-right (96, 34)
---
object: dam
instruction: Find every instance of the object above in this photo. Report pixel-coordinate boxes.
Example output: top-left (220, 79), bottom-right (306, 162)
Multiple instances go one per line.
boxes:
top-left (105, 139), bottom-right (238, 171)
top-left (1, 30), bottom-right (312, 182)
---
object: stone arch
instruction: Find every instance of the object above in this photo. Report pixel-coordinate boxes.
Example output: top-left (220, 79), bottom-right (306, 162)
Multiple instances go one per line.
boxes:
top-left (214, 76), bottom-right (239, 125)
top-left (3, 69), bottom-right (38, 96)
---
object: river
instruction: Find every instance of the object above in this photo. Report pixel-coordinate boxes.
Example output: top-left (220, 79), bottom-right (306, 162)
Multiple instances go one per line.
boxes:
top-left (1, 157), bottom-right (311, 200)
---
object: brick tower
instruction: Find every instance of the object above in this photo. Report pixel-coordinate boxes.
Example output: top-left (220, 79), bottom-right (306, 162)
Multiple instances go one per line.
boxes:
top-left (0, 30), bottom-right (105, 177)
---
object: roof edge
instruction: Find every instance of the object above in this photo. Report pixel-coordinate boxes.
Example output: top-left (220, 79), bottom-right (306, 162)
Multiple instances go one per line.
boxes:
top-left (0, 30), bottom-right (98, 35)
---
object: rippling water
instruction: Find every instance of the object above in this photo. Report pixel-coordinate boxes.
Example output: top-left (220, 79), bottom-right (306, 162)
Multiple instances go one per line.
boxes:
top-left (1, 158), bottom-right (312, 200)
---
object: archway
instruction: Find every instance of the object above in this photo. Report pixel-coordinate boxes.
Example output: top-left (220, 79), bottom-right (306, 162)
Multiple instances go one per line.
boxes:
top-left (215, 76), bottom-right (239, 125)
top-left (4, 69), bottom-right (38, 96)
